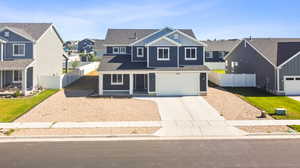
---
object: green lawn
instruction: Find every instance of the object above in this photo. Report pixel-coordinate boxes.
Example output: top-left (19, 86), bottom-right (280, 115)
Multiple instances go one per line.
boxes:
top-left (0, 89), bottom-right (59, 122)
top-left (212, 69), bottom-right (226, 74)
top-left (226, 88), bottom-right (300, 131)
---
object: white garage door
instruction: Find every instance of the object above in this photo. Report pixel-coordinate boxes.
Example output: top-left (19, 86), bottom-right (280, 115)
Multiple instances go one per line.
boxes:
top-left (156, 72), bottom-right (199, 96)
top-left (284, 76), bottom-right (300, 95)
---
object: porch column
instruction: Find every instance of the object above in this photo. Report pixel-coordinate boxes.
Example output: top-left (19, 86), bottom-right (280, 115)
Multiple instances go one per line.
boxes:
top-left (99, 73), bottom-right (103, 95)
top-left (22, 69), bottom-right (28, 96)
top-left (0, 70), bottom-right (2, 89)
top-left (129, 73), bottom-right (133, 95)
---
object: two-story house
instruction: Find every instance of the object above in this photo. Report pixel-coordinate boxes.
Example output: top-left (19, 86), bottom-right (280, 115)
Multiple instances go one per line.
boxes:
top-left (78, 38), bottom-right (105, 60)
top-left (225, 38), bottom-right (300, 95)
top-left (98, 27), bottom-right (209, 96)
top-left (0, 23), bottom-right (64, 95)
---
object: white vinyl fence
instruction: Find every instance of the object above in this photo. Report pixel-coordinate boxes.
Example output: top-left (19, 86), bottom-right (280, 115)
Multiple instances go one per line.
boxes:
top-left (39, 62), bottom-right (100, 89)
top-left (204, 62), bottom-right (226, 70)
top-left (209, 72), bottom-right (256, 87)
top-left (39, 70), bottom-right (81, 89)
top-left (77, 62), bottom-right (100, 75)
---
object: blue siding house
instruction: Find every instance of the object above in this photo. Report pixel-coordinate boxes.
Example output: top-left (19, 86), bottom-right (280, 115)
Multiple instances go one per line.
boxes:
top-left (0, 23), bottom-right (64, 96)
top-left (98, 27), bottom-right (209, 96)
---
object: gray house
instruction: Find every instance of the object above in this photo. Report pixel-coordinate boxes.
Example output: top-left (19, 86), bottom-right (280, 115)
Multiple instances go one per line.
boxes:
top-left (98, 27), bottom-right (209, 96)
top-left (204, 39), bottom-right (240, 62)
top-left (0, 23), bottom-right (64, 95)
top-left (225, 38), bottom-right (300, 95)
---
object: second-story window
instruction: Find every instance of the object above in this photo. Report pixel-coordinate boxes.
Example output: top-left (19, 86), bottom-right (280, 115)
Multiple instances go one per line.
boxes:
top-left (13, 44), bottom-right (25, 57)
top-left (112, 47), bottom-right (126, 54)
top-left (206, 51), bottom-right (213, 59)
top-left (113, 47), bottom-right (119, 54)
top-left (157, 47), bottom-right (169, 61)
top-left (137, 47), bottom-right (144, 57)
top-left (120, 47), bottom-right (126, 54)
top-left (185, 47), bottom-right (197, 60)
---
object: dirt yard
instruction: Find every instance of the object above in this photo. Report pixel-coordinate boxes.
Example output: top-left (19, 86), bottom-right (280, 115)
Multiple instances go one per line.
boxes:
top-left (15, 90), bottom-right (160, 122)
top-left (204, 87), bottom-right (291, 133)
top-left (15, 75), bottom-right (160, 122)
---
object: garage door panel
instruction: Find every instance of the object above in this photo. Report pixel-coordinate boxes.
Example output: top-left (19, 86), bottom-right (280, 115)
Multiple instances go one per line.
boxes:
top-left (284, 77), bottom-right (300, 95)
top-left (156, 72), bottom-right (200, 96)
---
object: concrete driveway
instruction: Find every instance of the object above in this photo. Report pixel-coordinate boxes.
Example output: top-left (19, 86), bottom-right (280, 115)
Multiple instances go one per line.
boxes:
top-left (145, 96), bottom-right (224, 121)
top-left (138, 96), bottom-right (245, 136)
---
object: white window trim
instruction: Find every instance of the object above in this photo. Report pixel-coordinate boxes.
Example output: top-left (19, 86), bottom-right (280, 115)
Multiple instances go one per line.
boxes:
top-left (13, 44), bottom-right (26, 57)
top-left (136, 47), bottom-right (144, 57)
top-left (112, 47), bottom-right (119, 54)
top-left (120, 47), bottom-right (126, 54)
top-left (157, 47), bottom-right (170, 61)
top-left (111, 74), bottom-right (123, 85)
top-left (184, 47), bottom-right (197, 60)
top-left (12, 70), bottom-right (22, 83)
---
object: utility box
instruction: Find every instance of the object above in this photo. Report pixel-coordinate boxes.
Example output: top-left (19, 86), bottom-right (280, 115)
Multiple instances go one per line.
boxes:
top-left (275, 108), bottom-right (287, 115)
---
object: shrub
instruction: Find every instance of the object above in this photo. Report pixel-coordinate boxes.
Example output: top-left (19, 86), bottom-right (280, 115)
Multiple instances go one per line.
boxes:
top-left (13, 90), bottom-right (22, 97)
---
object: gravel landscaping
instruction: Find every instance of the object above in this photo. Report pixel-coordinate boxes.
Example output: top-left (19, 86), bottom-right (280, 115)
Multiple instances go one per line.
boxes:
top-left (204, 87), bottom-right (291, 133)
top-left (15, 90), bottom-right (160, 122)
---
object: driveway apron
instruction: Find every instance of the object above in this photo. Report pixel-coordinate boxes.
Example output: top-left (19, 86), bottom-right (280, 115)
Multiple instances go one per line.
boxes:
top-left (138, 96), bottom-right (246, 137)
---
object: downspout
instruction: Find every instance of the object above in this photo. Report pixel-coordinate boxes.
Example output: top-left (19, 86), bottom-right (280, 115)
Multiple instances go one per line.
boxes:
top-left (276, 67), bottom-right (280, 95)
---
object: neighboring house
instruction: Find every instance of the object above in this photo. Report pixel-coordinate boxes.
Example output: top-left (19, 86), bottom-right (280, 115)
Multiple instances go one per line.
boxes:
top-left (94, 39), bottom-right (106, 58)
top-left (225, 38), bottom-right (300, 95)
top-left (98, 27), bottom-right (209, 96)
top-left (77, 38), bottom-right (95, 53)
top-left (64, 40), bottom-right (78, 53)
top-left (203, 39), bottom-right (240, 70)
top-left (204, 39), bottom-right (240, 62)
top-left (0, 23), bottom-right (64, 95)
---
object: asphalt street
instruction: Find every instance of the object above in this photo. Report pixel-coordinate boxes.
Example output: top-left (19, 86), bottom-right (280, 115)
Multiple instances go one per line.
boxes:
top-left (1, 138), bottom-right (300, 168)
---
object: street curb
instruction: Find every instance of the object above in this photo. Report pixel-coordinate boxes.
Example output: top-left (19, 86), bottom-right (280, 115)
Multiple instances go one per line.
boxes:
top-left (3, 134), bottom-right (300, 143)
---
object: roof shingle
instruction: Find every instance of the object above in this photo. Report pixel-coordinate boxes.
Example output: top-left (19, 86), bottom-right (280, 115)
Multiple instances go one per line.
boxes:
top-left (0, 23), bottom-right (52, 41)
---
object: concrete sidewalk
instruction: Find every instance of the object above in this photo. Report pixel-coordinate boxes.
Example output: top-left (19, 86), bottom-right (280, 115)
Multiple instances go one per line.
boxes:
top-left (2, 120), bottom-right (300, 136)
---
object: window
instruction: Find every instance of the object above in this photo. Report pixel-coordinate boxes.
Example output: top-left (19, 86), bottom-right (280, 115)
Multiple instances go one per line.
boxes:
top-left (113, 47), bottom-right (119, 54)
top-left (296, 78), bottom-right (300, 80)
top-left (157, 47), bottom-right (169, 61)
top-left (219, 51), bottom-right (226, 58)
top-left (4, 31), bottom-right (9, 37)
top-left (185, 47), bottom-right (197, 60)
top-left (111, 74), bottom-right (123, 85)
top-left (137, 47), bottom-right (144, 57)
top-left (13, 70), bottom-right (22, 83)
top-left (13, 44), bottom-right (25, 56)
top-left (120, 47), bottom-right (126, 54)
top-left (112, 47), bottom-right (126, 54)
top-left (206, 51), bottom-right (213, 59)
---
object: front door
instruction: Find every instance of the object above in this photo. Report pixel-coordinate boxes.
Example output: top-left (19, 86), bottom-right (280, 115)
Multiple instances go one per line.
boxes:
top-left (134, 74), bottom-right (147, 91)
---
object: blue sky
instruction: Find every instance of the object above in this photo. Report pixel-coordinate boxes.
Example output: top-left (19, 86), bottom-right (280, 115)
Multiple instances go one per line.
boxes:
top-left (0, 0), bottom-right (299, 41)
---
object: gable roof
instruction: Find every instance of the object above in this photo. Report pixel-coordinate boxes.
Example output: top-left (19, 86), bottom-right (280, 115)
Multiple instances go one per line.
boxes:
top-left (104, 28), bottom-right (195, 45)
top-left (0, 23), bottom-right (52, 41)
top-left (204, 39), bottom-right (240, 52)
top-left (246, 38), bottom-right (300, 66)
